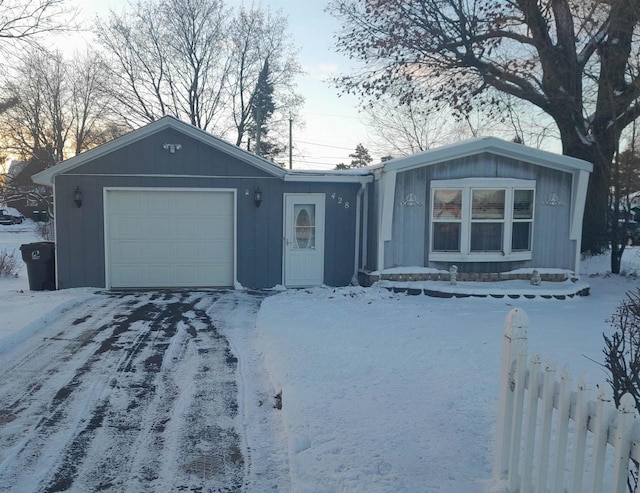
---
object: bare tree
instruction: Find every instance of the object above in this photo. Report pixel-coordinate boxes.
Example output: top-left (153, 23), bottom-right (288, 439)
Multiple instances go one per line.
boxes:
top-left (1, 47), bottom-right (70, 162)
top-left (0, 0), bottom-right (76, 43)
top-left (0, 46), bottom-right (120, 211)
top-left (227, 5), bottom-right (302, 148)
top-left (364, 97), bottom-right (452, 156)
top-left (70, 50), bottom-right (125, 154)
top-left (1, 46), bottom-right (116, 161)
top-left (96, 0), bottom-right (232, 132)
top-left (330, 0), bottom-right (640, 254)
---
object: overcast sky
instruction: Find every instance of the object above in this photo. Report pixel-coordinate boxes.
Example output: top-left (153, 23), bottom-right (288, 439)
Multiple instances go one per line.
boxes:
top-left (58, 0), bottom-right (373, 170)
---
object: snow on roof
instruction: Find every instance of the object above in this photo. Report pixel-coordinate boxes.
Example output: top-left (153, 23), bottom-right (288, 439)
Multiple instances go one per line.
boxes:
top-left (370, 136), bottom-right (593, 175)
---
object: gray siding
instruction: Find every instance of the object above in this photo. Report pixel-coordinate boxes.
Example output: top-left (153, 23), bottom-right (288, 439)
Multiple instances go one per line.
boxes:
top-left (54, 128), bottom-right (361, 289)
top-left (383, 153), bottom-right (577, 272)
top-left (386, 167), bottom-right (427, 267)
top-left (71, 128), bottom-right (276, 178)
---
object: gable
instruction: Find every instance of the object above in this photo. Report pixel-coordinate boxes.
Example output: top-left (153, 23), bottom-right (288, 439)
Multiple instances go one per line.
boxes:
top-left (62, 127), bottom-right (276, 179)
top-left (33, 116), bottom-right (286, 185)
top-left (379, 137), bottom-right (593, 175)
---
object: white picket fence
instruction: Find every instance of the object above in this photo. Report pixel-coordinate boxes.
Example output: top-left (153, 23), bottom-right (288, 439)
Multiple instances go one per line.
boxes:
top-left (495, 308), bottom-right (640, 493)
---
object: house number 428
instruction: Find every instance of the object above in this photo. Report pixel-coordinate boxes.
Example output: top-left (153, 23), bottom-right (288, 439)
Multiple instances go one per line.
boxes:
top-left (331, 193), bottom-right (350, 209)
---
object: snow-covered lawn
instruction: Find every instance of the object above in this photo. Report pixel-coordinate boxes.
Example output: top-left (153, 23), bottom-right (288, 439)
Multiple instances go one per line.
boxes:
top-left (2, 222), bottom-right (640, 492)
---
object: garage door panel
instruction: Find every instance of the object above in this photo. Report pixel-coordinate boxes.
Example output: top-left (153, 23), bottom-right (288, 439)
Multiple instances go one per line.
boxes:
top-left (106, 190), bottom-right (235, 288)
top-left (110, 240), bottom-right (154, 260)
top-left (146, 265), bottom-right (172, 285)
top-left (111, 264), bottom-right (145, 286)
top-left (146, 193), bottom-right (172, 212)
top-left (208, 241), bottom-right (233, 260)
top-left (146, 242), bottom-right (173, 261)
top-left (146, 217), bottom-right (170, 239)
top-left (111, 193), bottom-right (144, 212)
top-left (175, 218), bottom-right (202, 238)
top-left (111, 216), bottom-right (147, 238)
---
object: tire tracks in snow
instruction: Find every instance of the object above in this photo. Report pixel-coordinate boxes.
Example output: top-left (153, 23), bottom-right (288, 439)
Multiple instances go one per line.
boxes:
top-left (0, 290), bottom-right (246, 493)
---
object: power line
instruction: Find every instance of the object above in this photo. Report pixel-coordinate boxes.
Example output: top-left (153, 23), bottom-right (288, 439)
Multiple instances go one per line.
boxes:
top-left (303, 111), bottom-right (364, 121)
top-left (297, 140), bottom-right (355, 151)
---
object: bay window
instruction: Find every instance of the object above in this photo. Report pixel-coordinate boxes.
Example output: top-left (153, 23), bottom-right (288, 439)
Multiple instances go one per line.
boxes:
top-left (430, 179), bottom-right (535, 261)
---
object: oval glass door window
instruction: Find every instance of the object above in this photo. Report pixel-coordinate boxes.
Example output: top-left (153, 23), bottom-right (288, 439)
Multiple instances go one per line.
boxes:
top-left (294, 204), bottom-right (315, 249)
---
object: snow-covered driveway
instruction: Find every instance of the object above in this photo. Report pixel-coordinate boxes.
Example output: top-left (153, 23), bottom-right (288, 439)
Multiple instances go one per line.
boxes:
top-left (0, 290), bottom-right (261, 493)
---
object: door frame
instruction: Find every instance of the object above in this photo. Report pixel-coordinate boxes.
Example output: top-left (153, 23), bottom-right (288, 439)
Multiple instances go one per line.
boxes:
top-left (282, 193), bottom-right (326, 287)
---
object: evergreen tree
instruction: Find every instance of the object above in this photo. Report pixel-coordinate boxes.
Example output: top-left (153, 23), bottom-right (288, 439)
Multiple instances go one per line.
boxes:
top-left (249, 59), bottom-right (284, 160)
top-left (335, 143), bottom-right (372, 169)
top-left (349, 143), bottom-right (372, 168)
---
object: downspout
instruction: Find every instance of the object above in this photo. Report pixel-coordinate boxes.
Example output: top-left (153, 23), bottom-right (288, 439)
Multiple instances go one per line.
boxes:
top-left (362, 184), bottom-right (369, 269)
top-left (352, 181), bottom-right (367, 285)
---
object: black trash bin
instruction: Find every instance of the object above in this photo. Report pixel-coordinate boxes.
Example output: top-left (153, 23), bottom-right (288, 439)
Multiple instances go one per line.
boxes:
top-left (20, 242), bottom-right (56, 291)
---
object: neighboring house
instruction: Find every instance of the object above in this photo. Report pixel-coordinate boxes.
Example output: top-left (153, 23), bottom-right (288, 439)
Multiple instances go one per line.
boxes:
top-left (620, 191), bottom-right (640, 221)
top-left (365, 138), bottom-right (592, 280)
top-left (33, 118), bottom-right (592, 290)
top-left (6, 159), bottom-right (53, 217)
top-left (33, 116), bottom-right (371, 289)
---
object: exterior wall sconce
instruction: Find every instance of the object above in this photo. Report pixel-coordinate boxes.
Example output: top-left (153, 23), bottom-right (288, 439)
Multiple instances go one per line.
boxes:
top-left (163, 143), bottom-right (182, 153)
top-left (73, 186), bottom-right (83, 208)
top-left (254, 187), bottom-right (262, 207)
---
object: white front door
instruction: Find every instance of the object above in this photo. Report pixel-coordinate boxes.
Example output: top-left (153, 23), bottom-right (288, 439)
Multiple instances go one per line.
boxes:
top-left (284, 194), bottom-right (325, 287)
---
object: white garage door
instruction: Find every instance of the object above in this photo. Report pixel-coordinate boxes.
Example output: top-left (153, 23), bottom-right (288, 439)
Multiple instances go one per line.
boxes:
top-left (105, 189), bottom-right (235, 288)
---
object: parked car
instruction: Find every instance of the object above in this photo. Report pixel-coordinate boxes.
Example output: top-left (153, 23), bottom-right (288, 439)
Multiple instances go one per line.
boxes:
top-left (0, 208), bottom-right (25, 225)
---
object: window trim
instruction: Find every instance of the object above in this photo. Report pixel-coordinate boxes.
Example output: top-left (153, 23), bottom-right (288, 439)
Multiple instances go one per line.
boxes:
top-left (429, 178), bottom-right (535, 262)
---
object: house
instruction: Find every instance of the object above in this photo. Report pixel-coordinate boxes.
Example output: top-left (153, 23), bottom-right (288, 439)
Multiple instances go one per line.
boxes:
top-left (5, 159), bottom-right (53, 218)
top-left (33, 118), bottom-right (592, 291)
top-left (363, 137), bottom-right (592, 283)
top-left (32, 116), bottom-right (371, 289)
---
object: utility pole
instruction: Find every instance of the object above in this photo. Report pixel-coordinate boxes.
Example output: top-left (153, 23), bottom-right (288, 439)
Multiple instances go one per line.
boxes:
top-left (289, 116), bottom-right (293, 169)
top-left (255, 106), bottom-right (261, 157)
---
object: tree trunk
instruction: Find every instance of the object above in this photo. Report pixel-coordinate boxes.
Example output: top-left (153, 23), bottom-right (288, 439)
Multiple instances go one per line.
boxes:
top-left (582, 161), bottom-right (610, 255)
top-left (611, 241), bottom-right (624, 274)
top-left (555, 115), bottom-right (614, 255)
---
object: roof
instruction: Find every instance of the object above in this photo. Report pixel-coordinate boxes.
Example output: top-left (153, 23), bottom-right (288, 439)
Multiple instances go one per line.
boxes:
top-left (372, 137), bottom-right (593, 174)
top-left (284, 168), bottom-right (373, 183)
top-left (32, 116), bottom-right (289, 185)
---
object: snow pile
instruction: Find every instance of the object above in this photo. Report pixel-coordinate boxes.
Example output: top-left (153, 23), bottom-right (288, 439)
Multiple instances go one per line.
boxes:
top-left (0, 222), bottom-right (99, 352)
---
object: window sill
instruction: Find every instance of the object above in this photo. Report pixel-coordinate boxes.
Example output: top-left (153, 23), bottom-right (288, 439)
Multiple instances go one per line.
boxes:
top-left (429, 252), bottom-right (532, 262)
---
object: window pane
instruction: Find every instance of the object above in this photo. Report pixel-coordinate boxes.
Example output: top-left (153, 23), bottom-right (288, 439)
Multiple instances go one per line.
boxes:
top-left (470, 223), bottom-right (503, 251)
top-left (295, 205), bottom-right (315, 249)
top-left (512, 222), bottom-right (531, 251)
top-left (433, 223), bottom-right (460, 251)
top-left (472, 189), bottom-right (505, 219)
top-left (513, 190), bottom-right (534, 219)
top-left (433, 189), bottom-right (462, 220)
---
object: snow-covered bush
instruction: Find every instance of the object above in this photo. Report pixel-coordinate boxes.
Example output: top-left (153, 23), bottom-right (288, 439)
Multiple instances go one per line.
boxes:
top-left (35, 220), bottom-right (54, 241)
top-left (603, 289), bottom-right (640, 411)
top-left (0, 248), bottom-right (19, 277)
top-left (603, 289), bottom-right (640, 492)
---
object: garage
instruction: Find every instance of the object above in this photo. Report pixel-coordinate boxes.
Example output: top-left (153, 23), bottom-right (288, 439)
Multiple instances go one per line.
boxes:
top-left (32, 116), bottom-right (366, 289)
top-left (105, 188), bottom-right (235, 288)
